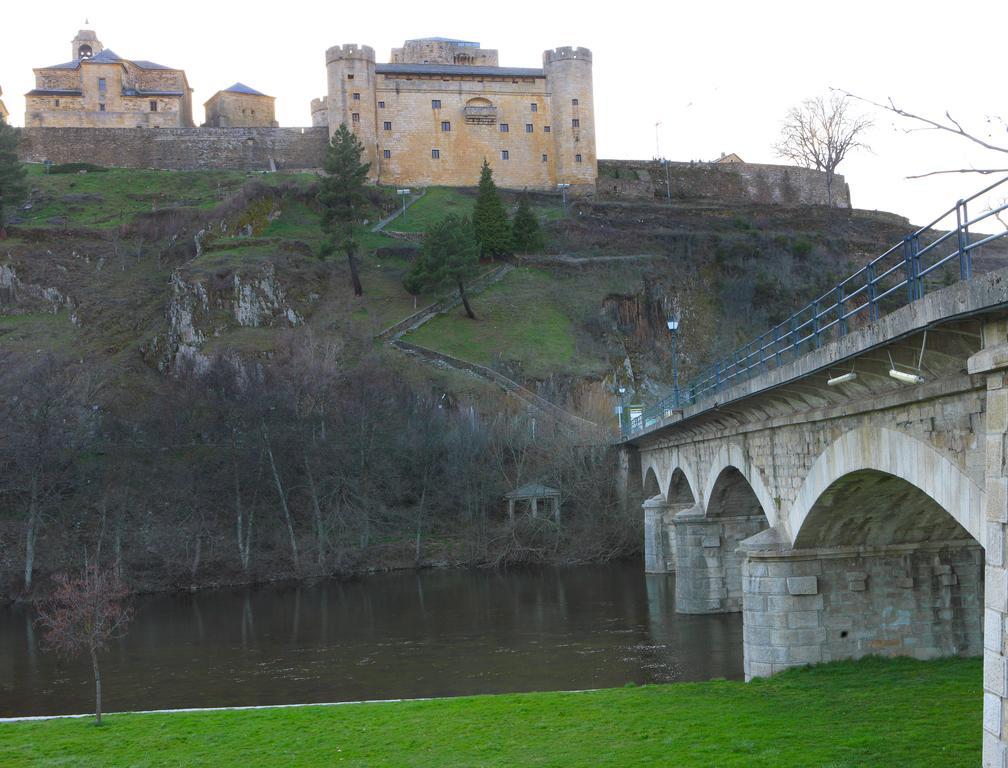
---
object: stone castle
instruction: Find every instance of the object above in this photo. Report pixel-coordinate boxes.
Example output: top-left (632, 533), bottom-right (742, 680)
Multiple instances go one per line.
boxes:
top-left (312, 38), bottom-right (597, 190)
top-left (13, 29), bottom-right (849, 208)
top-left (24, 29), bottom-right (275, 131)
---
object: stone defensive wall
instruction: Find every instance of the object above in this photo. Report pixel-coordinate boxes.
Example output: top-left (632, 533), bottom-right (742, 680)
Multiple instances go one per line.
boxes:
top-left (597, 159), bottom-right (852, 208)
top-left (17, 127), bottom-right (330, 172)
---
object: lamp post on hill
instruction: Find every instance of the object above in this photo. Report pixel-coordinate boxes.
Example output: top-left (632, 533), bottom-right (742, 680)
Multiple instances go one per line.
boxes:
top-left (616, 385), bottom-right (627, 437)
top-left (557, 183), bottom-right (570, 212)
top-left (397, 188), bottom-right (411, 224)
top-left (667, 315), bottom-right (680, 408)
top-left (655, 122), bottom-right (670, 200)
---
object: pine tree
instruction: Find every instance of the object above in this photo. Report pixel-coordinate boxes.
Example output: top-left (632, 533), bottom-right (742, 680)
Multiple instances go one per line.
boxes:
top-left (404, 214), bottom-right (480, 319)
top-left (510, 192), bottom-right (544, 253)
top-left (0, 122), bottom-right (27, 240)
top-left (318, 123), bottom-right (370, 296)
top-left (471, 159), bottom-right (512, 258)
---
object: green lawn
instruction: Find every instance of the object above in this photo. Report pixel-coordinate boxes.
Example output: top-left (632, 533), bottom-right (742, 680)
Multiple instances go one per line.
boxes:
top-left (0, 657), bottom-right (981, 767)
top-left (19, 165), bottom-right (320, 229)
top-left (386, 186), bottom-right (566, 234)
top-left (405, 267), bottom-right (607, 378)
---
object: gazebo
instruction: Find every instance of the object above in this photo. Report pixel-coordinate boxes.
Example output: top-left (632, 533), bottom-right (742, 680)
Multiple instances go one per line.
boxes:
top-left (505, 483), bottom-right (561, 523)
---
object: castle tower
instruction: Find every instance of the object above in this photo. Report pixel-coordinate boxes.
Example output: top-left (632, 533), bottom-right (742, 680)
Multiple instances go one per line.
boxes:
top-left (72, 29), bottom-right (103, 62)
top-left (325, 44), bottom-right (378, 181)
top-left (543, 47), bottom-right (596, 188)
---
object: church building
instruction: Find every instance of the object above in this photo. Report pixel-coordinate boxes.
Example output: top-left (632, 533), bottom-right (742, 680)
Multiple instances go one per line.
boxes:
top-left (25, 29), bottom-right (194, 128)
top-left (314, 38), bottom-right (597, 190)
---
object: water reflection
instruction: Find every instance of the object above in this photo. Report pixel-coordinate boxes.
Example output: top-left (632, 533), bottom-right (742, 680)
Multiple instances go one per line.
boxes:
top-left (0, 561), bottom-right (742, 717)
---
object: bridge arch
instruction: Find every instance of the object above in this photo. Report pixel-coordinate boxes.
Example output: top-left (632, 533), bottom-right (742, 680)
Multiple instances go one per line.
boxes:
top-left (642, 465), bottom-right (661, 499)
top-left (668, 466), bottom-right (696, 506)
top-left (788, 426), bottom-right (984, 548)
top-left (702, 443), bottom-right (779, 527)
top-left (639, 451), bottom-right (701, 508)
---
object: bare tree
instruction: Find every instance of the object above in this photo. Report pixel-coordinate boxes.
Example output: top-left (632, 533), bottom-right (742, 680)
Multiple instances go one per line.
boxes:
top-left (774, 93), bottom-right (872, 207)
top-left (35, 565), bottom-right (134, 724)
top-left (840, 91), bottom-right (1008, 180)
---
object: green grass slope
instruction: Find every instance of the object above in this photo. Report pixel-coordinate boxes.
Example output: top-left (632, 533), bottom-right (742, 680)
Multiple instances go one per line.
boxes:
top-left (0, 657), bottom-right (981, 768)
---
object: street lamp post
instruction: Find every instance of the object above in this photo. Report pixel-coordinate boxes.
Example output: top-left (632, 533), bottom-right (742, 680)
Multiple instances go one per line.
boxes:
top-left (667, 317), bottom-right (680, 408)
top-left (557, 183), bottom-right (570, 212)
top-left (616, 385), bottom-right (627, 436)
top-left (397, 188), bottom-right (411, 224)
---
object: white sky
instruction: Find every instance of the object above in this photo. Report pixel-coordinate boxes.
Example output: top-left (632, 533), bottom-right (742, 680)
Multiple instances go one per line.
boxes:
top-left (1, 0), bottom-right (1005, 225)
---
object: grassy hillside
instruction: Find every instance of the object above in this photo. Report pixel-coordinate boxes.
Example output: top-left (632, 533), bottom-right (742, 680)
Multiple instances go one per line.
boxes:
top-left (0, 657), bottom-right (981, 767)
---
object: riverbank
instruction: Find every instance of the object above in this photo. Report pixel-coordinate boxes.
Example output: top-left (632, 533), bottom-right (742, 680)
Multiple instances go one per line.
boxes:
top-left (0, 657), bottom-right (980, 767)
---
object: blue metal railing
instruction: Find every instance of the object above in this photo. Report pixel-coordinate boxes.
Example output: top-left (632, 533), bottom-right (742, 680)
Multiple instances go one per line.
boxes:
top-left (627, 176), bottom-right (1008, 435)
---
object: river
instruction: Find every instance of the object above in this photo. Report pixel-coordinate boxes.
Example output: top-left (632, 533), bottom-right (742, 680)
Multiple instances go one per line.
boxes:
top-left (0, 561), bottom-right (742, 717)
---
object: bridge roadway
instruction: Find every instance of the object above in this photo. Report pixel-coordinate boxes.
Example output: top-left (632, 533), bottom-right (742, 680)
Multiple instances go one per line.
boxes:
top-left (619, 268), bottom-right (1008, 765)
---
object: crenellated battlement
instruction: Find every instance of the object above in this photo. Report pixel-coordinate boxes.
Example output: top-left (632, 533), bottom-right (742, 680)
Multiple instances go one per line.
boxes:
top-left (325, 44), bottom-right (376, 65)
top-left (543, 47), bottom-right (592, 66)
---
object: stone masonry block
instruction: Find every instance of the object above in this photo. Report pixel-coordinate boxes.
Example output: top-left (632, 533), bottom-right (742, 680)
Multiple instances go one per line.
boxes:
top-left (896, 577), bottom-right (914, 589)
top-left (848, 579), bottom-right (867, 592)
top-left (982, 730), bottom-right (1007, 768)
top-left (988, 567), bottom-right (1008, 611)
top-left (701, 535), bottom-right (721, 548)
top-left (986, 692), bottom-right (1004, 738)
top-left (941, 573), bottom-right (959, 587)
top-left (986, 610), bottom-right (1004, 653)
top-left (787, 610), bottom-right (822, 629)
top-left (986, 653), bottom-right (1008, 698)
top-left (990, 478), bottom-right (1008, 524)
top-left (767, 594), bottom-right (824, 612)
top-left (786, 576), bottom-right (818, 595)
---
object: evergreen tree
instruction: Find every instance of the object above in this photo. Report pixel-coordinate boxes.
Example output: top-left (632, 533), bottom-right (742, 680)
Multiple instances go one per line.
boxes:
top-left (318, 123), bottom-right (370, 296)
top-left (510, 192), bottom-right (544, 253)
top-left (471, 159), bottom-right (512, 258)
top-left (404, 214), bottom-right (480, 319)
top-left (0, 122), bottom-right (27, 240)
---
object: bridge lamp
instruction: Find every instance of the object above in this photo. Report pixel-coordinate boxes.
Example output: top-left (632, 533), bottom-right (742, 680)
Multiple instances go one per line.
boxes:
top-left (667, 317), bottom-right (680, 408)
top-left (889, 369), bottom-right (924, 385)
top-left (827, 371), bottom-right (857, 386)
top-left (616, 386), bottom-right (627, 436)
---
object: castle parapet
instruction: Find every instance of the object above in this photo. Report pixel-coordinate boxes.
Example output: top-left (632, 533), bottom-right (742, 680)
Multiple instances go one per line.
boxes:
top-left (543, 46), bottom-right (593, 65)
top-left (325, 44), bottom-right (376, 65)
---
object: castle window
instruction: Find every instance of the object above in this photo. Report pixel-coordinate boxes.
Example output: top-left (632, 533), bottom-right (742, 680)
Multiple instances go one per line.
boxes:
top-left (572, 98), bottom-right (579, 106)
top-left (542, 153), bottom-right (548, 162)
top-left (525, 123), bottom-right (533, 133)
top-left (544, 125), bottom-right (551, 133)
top-left (54, 99), bottom-right (60, 107)
top-left (431, 99), bottom-right (441, 109)
top-left (431, 149), bottom-right (440, 159)
top-left (378, 101), bottom-right (385, 108)
top-left (99, 104), bottom-right (106, 112)
top-left (347, 74), bottom-right (354, 80)
top-left (441, 121), bottom-right (451, 132)
top-left (575, 153), bottom-right (583, 163)
top-left (530, 103), bottom-right (538, 112)
top-left (500, 123), bottom-right (509, 133)
top-left (150, 101), bottom-right (158, 112)
top-left (352, 112), bottom-right (360, 123)
top-left (383, 121), bottom-right (392, 130)
top-left (383, 149), bottom-right (391, 159)
top-left (353, 92), bottom-right (360, 101)
top-left (98, 78), bottom-right (107, 92)
top-left (572, 118), bottom-right (580, 129)
top-left (501, 150), bottom-right (509, 160)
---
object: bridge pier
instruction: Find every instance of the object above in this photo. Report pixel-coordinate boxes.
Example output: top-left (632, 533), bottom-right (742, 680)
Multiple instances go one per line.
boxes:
top-left (740, 529), bottom-right (983, 679)
top-left (643, 496), bottom-right (675, 573)
top-left (969, 320), bottom-right (1008, 767)
top-left (673, 510), bottom-right (767, 613)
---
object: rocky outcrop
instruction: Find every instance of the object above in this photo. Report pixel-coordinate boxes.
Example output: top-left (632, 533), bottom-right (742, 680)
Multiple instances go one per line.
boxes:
top-left (152, 262), bottom-right (302, 372)
top-left (0, 263), bottom-right (79, 325)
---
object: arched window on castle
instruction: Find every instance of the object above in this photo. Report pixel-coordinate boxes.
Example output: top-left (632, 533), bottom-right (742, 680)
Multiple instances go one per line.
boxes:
top-left (464, 97), bottom-right (497, 125)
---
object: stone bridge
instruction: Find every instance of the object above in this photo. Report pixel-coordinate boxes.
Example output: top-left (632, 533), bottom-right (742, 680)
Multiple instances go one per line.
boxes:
top-left (619, 268), bottom-right (1008, 765)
